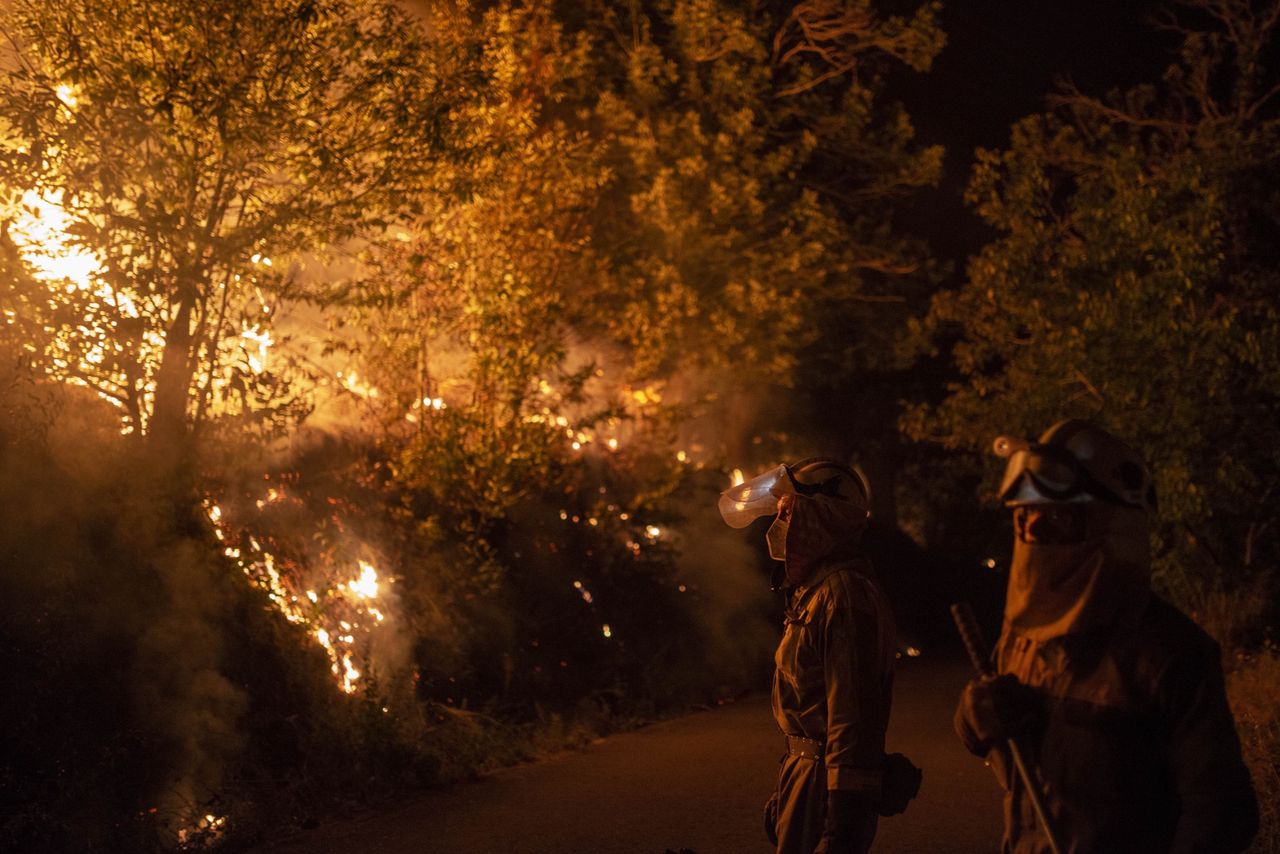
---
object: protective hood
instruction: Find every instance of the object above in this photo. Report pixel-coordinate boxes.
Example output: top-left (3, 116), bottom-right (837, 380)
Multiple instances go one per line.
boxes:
top-left (781, 492), bottom-right (868, 587)
top-left (1004, 502), bottom-right (1151, 640)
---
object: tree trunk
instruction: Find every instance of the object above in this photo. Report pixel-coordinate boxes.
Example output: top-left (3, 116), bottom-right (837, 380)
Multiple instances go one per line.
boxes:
top-left (148, 291), bottom-right (197, 471)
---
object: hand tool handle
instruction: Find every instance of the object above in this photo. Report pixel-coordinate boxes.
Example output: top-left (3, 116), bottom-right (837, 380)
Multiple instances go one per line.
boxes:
top-left (950, 601), bottom-right (1065, 854)
top-left (950, 602), bottom-right (994, 676)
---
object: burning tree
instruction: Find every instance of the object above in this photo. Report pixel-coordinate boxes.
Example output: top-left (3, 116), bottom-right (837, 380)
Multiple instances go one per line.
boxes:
top-left (0, 0), bottom-right (475, 455)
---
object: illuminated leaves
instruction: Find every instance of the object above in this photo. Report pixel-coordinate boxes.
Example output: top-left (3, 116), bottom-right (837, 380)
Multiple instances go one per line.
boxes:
top-left (581, 0), bottom-right (943, 387)
top-left (0, 0), bottom-right (477, 441)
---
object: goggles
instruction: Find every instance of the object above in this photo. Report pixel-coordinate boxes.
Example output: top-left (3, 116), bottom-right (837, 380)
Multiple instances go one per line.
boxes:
top-left (995, 436), bottom-right (1124, 507)
top-left (717, 463), bottom-right (852, 528)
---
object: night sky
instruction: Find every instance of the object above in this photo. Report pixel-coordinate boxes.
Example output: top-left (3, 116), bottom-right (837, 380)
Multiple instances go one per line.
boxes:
top-left (893, 0), bottom-right (1175, 267)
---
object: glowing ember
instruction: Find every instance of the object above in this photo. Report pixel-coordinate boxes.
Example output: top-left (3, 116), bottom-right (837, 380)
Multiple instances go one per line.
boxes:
top-left (340, 652), bottom-right (360, 693)
top-left (601, 623), bottom-right (612, 638)
top-left (175, 813), bottom-right (228, 847)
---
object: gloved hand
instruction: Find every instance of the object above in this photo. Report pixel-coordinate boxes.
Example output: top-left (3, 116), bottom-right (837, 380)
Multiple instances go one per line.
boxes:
top-left (762, 791), bottom-right (779, 846)
top-left (954, 673), bottom-right (1042, 756)
top-left (814, 789), bottom-right (876, 854)
top-left (876, 752), bottom-right (922, 816)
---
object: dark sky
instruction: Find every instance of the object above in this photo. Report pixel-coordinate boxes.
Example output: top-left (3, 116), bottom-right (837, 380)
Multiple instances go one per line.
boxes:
top-left (893, 0), bottom-right (1176, 267)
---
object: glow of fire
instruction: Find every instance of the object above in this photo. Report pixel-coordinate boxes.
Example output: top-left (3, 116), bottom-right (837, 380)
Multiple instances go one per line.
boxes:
top-left (9, 189), bottom-right (103, 291)
top-left (628, 385), bottom-right (663, 405)
top-left (338, 370), bottom-right (379, 399)
top-left (175, 812), bottom-right (227, 846)
top-left (730, 468), bottom-right (745, 486)
top-left (8, 186), bottom-right (279, 432)
top-left (205, 499), bottom-right (391, 695)
top-left (340, 652), bottom-right (360, 693)
top-left (348, 560), bottom-right (379, 599)
top-left (55, 83), bottom-right (79, 108)
top-left (239, 325), bottom-right (274, 374)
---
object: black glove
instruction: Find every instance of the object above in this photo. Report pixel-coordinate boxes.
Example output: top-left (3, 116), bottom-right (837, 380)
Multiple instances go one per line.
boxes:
top-left (876, 752), bottom-right (922, 816)
top-left (815, 789), bottom-right (876, 854)
top-left (762, 791), bottom-right (779, 846)
top-left (954, 673), bottom-right (1041, 756)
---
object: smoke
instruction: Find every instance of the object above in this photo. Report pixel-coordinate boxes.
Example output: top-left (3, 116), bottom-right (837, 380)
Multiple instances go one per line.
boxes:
top-left (132, 537), bottom-right (247, 845)
top-left (0, 378), bottom-right (249, 850)
top-left (671, 492), bottom-right (779, 695)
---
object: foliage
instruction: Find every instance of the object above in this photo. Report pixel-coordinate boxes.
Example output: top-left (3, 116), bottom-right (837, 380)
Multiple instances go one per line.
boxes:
top-left (903, 0), bottom-right (1280, 595)
top-left (344, 0), bottom-right (947, 590)
top-left (350, 4), bottom-right (610, 544)
top-left (0, 0), bottom-right (475, 446)
top-left (1, 0), bottom-right (950, 849)
top-left (575, 0), bottom-right (945, 391)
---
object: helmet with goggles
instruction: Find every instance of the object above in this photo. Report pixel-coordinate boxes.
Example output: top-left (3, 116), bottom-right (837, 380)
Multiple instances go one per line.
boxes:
top-left (718, 457), bottom-right (871, 529)
top-left (994, 420), bottom-right (1156, 513)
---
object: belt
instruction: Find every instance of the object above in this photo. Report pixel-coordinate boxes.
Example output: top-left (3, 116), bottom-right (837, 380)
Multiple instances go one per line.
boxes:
top-left (785, 735), bottom-right (824, 760)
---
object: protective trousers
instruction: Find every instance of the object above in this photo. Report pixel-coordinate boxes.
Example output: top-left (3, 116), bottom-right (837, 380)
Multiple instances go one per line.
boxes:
top-left (769, 752), bottom-right (879, 854)
top-left (771, 752), bottom-right (824, 854)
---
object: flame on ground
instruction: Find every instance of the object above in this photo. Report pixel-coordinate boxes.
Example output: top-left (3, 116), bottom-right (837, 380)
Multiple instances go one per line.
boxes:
top-left (204, 498), bottom-right (392, 695)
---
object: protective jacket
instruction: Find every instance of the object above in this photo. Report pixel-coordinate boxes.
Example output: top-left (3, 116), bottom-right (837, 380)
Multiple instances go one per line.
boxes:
top-left (973, 595), bottom-right (1258, 854)
top-left (769, 557), bottom-right (897, 854)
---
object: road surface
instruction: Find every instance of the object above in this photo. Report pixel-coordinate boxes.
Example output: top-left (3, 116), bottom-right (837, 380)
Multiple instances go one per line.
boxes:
top-left (254, 656), bottom-right (1003, 853)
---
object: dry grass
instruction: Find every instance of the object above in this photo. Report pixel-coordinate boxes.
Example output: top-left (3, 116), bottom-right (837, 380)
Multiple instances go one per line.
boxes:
top-left (1227, 646), bottom-right (1280, 853)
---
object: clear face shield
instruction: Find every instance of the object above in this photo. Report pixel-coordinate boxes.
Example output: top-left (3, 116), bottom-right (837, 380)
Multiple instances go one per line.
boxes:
top-left (718, 464), bottom-right (794, 529)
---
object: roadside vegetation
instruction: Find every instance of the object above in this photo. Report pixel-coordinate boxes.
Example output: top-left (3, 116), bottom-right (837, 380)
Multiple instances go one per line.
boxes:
top-left (0, 0), bottom-right (1275, 851)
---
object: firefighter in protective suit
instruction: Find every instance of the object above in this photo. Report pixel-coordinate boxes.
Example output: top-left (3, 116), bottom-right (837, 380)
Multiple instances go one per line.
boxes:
top-left (955, 420), bottom-right (1258, 853)
top-left (720, 458), bottom-right (921, 854)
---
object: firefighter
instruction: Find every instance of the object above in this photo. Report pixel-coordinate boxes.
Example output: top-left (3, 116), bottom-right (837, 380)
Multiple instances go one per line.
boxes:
top-left (720, 458), bottom-right (920, 854)
top-left (955, 420), bottom-right (1258, 853)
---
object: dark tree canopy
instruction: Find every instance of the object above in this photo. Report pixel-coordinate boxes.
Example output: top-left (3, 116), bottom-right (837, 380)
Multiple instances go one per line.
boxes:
top-left (905, 0), bottom-right (1280, 597)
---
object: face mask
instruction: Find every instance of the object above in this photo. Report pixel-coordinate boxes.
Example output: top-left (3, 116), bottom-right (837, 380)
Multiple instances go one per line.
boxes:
top-left (766, 516), bottom-right (789, 560)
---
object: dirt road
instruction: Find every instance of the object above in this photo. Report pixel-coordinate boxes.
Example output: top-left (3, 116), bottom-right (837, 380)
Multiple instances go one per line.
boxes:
top-left (255, 656), bottom-right (1003, 853)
